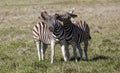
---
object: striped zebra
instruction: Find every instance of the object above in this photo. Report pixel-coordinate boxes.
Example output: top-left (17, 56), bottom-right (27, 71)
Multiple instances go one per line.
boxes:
top-left (55, 12), bottom-right (91, 62)
top-left (32, 11), bottom-right (67, 64)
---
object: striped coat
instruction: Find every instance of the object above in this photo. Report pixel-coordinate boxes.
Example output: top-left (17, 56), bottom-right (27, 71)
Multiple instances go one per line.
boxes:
top-left (32, 11), bottom-right (67, 64)
top-left (56, 13), bottom-right (91, 61)
top-left (33, 21), bottom-right (65, 44)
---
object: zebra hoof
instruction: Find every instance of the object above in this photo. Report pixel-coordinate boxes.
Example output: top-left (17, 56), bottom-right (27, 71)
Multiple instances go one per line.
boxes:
top-left (51, 60), bottom-right (54, 64)
top-left (86, 58), bottom-right (89, 61)
top-left (75, 59), bottom-right (78, 62)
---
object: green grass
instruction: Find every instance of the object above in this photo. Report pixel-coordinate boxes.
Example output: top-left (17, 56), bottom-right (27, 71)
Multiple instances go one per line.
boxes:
top-left (0, 0), bottom-right (120, 73)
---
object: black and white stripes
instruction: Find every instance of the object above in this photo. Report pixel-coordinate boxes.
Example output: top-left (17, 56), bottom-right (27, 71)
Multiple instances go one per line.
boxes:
top-left (32, 11), bottom-right (91, 63)
top-left (32, 11), bottom-right (67, 63)
top-left (75, 20), bottom-right (91, 43)
top-left (33, 22), bottom-right (51, 43)
top-left (56, 12), bottom-right (91, 61)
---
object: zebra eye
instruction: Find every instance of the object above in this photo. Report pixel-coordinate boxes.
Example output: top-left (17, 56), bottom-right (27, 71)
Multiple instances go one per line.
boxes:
top-left (49, 27), bottom-right (54, 32)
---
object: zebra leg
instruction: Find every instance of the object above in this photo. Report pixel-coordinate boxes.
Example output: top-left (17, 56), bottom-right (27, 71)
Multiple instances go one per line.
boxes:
top-left (61, 40), bottom-right (67, 62)
top-left (65, 43), bottom-right (70, 60)
top-left (84, 41), bottom-right (88, 61)
top-left (41, 43), bottom-right (47, 60)
top-left (72, 43), bottom-right (78, 62)
top-left (50, 40), bottom-right (55, 64)
top-left (36, 40), bottom-right (41, 61)
top-left (77, 43), bottom-right (83, 61)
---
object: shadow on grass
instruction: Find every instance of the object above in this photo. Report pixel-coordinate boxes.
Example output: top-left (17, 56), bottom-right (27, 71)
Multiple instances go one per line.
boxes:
top-left (60, 55), bottom-right (113, 62)
top-left (89, 55), bottom-right (113, 61)
top-left (60, 57), bottom-right (88, 62)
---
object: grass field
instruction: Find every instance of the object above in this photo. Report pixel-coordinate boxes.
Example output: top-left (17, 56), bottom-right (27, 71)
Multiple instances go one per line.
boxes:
top-left (0, 0), bottom-right (120, 73)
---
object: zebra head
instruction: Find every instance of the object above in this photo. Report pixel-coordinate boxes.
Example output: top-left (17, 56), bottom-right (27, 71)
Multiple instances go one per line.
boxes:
top-left (41, 11), bottom-right (62, 32)
top-left (55, 12), bottom-right (77, 23)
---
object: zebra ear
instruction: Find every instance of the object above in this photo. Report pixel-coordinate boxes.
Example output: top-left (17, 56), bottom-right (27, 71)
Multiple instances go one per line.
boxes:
top-left (54, 13), bottom-right (60, 19)
top-left (41, 11), bottom-right (49, 20)
top-left (67, 8), bottom-right (77, 18)
top-left (69, 9), bottom-right (74, 14)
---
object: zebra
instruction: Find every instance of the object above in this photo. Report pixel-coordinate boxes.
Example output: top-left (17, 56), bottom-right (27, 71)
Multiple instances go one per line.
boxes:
top-left (32, 11), bottom-right (68, 64)
top-left (55, 12), bottom-right (91, 62)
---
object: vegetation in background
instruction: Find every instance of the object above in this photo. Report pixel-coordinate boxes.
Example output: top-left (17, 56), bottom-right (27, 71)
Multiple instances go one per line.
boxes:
top-left (0, 0), bottom-right (120, 73)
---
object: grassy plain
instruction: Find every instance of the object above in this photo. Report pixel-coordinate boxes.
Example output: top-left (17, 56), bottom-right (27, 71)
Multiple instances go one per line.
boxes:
top-left (0, 0), bottom-right (120, 73)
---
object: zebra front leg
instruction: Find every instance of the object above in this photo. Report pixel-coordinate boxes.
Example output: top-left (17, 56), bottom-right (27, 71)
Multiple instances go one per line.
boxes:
top-left (72, 43), bottom-right (78, 62)
top-left (41, 43), bottom-right (47, 60)
top-left (77, 43), bottom-right (83, 61)
top-left (61, 41), bottom-right (67, 62)
top-left (36, 40), bottom-right (41, 61)
top-left (51, 40), bottom-right (55, 64)
top-left (65, 43), bottom-right (70, 60)
top-left (84, 41), bottom-right (88, 61)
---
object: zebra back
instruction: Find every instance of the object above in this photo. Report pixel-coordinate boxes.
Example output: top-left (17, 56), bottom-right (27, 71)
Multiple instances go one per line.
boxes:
top-left (33, 21), bottom-right (54, 44)
top-left (33, 20), bottom-right (65, 44)
top-left (75, 20), bottom-right (91, 42)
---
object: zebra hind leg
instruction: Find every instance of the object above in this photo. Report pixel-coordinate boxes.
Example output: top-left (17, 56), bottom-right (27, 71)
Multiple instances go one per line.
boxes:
top-left (41, 43), bottom-right (47, 60)
top-left (84, 41), bottom-right (88, 61)
top-left (36, 40), bottom-right (41, 61)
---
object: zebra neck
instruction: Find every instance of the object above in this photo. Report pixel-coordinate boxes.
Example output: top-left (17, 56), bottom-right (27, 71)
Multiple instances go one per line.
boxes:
top-left (63, 21), bottom-right (73, 30)
top-left (53, 25), bottom-right (64, 40)
top-left (63, 21), bottom-right (73, 41)
top-left (63, 20), bottom-right (72, 25)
